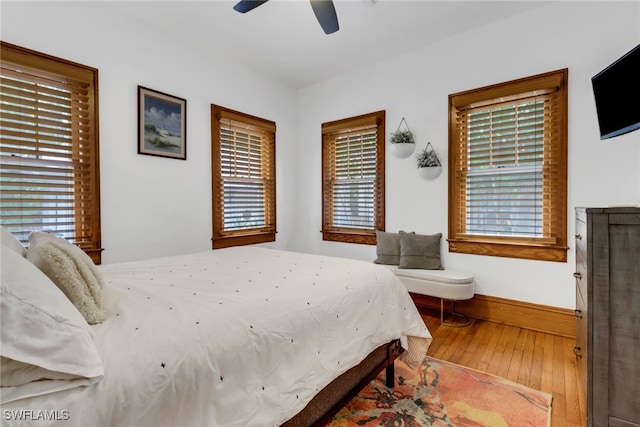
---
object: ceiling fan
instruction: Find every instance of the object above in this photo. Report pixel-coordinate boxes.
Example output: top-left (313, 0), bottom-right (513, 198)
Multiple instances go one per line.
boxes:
top-left (233, 0), bottom-right (340, 35)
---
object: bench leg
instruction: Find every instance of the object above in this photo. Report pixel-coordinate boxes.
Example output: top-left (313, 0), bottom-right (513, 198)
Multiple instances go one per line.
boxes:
top-left (440, 299), bottom-right (471, 327)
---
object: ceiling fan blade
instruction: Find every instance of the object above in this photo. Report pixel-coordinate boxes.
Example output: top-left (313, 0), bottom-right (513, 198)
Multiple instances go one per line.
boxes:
top-left (233, 0), bottom-right (269, 14)
top-left (309, 0), bottom-right (339, 34)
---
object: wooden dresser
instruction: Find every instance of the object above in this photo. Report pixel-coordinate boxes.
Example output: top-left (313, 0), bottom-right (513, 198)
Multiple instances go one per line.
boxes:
top-left (574, 207), bottom-right (640, 427)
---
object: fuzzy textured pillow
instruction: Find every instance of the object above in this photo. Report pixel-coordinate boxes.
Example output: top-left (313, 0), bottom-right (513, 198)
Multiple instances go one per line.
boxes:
top-left (398, 231), bottom-right (444, 270)
top-left (27, 232), bottom-right (107, 324)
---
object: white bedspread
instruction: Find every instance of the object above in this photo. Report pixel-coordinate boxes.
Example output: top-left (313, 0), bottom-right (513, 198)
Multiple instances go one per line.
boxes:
top-left (3, 247), bottom-right (431, 427)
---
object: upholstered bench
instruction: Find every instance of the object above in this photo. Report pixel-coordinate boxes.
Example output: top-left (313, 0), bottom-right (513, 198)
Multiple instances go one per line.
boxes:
top-left (382, 265), bottom-right (475, 327)
top-left (373, 229), bottom-right (475, 326)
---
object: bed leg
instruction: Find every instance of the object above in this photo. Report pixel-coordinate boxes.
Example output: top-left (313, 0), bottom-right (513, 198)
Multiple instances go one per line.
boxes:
top-left (385, 362), bottom-right (395, 388)
top-left (385, 339), bottom-right (401, 388)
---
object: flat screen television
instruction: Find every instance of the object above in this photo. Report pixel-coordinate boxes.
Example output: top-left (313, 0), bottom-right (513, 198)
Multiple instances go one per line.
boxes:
top-left (591, 43), bottom-right (640, 140)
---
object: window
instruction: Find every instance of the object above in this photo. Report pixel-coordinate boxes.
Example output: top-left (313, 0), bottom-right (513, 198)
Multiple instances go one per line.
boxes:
top-left (0, 42), bottom-right (102, 264)
top-left (211, 105), bottom-right (276, 248)
top-left (321, 110), bottom-right (385, 245)
top-left (448, 69), bottom-right (568, 262)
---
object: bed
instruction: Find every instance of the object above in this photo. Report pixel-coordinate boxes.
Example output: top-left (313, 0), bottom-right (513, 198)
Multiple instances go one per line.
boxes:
top-left (0, 231), bottom-right (431, 427)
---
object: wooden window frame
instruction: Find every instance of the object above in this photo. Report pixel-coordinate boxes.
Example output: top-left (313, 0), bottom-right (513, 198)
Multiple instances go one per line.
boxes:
top-left (448, 69), bottom-right (568, 262)
top-left (321, 110), bottom-right (385, 245)
top-left (0, 42), bottom-right (102, 264)
top-left (211, 105), bottom-right (276, 249)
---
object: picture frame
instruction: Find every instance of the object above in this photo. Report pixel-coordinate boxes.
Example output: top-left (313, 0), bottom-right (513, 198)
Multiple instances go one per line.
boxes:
top-left (138, 86), bottom-right (187, 160)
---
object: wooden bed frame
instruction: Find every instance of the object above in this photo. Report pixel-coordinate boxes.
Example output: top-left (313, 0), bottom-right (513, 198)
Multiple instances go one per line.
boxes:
top-left (282, 339), bottom-right (403, 426)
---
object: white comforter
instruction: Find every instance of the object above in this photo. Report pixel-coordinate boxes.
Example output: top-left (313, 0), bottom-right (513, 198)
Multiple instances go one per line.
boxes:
top-left (3, 247), bottom-right (431, 427)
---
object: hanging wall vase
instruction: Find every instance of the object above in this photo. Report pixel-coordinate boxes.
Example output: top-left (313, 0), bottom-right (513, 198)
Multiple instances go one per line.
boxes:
top-left (389, 117), bottom-right (415, 159)
top-left (416, 142), bottom-right (442, 180)
top-left (418, 165), bottom-right (442, 180)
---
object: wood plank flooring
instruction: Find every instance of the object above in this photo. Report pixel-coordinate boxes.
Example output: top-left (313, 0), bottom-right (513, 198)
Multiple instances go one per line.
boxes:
top-left (420, 308), bottom-right (586, 427)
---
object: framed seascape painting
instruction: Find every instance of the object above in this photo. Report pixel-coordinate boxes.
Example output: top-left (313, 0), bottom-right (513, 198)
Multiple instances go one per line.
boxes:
top-left (138, 86), bottom-right (187, 160)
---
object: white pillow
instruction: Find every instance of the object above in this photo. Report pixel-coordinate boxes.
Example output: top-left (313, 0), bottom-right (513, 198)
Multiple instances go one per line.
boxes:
top-left (1, 357), bottom-right (81, 386)
top-left (27, 231), bottom-right (107, 325)
top-left (0, 226), bottom-right (26, 257)
top-left (0, 249), bottom-right (104, 404)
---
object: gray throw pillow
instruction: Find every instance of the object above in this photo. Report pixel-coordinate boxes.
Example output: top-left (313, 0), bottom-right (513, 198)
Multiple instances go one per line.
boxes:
top-left (373, 230), bottom-right (417, 265)
top-left (373, 230), bottom-right (402, 265)
top-left (398, 231), bottom-right (443, 270)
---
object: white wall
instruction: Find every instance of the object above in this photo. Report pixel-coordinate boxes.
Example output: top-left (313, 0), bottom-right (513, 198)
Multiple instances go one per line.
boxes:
top-left (1, 1), bottom-right (300, 264)
top-left (294, 1), bottom-right (640, 309)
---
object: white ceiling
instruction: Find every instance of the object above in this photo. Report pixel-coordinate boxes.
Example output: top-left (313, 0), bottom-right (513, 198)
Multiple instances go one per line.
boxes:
top-left (105, 0), bottom-right (549, 88)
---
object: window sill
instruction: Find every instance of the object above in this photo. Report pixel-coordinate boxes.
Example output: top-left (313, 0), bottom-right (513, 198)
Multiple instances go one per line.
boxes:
top-left (448, 238), bottom-right (568, 262)
top-left (322, 229), bottom-right (376, 245)
top-left (212, 232), bottom-right (276, 249)
top-left (84, 248), bottom-right (104, 265)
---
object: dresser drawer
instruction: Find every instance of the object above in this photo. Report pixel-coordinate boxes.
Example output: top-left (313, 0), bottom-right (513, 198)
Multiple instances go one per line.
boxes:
top-left (574, 217), bottom-right (587, 302)
top-left (575, 216), bottom-right (587, 264)
top-left (575, 283), bottom-right (588, 396)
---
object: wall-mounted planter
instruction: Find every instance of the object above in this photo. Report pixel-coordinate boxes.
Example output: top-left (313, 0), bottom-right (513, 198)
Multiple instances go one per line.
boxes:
top-left (390, 117), bottom-right (415, 159)
top-left (418, 165), bottom-right (442, 180)
top-left (390, 142), bottom-right (415, 159)
top-left (416, 142), bottom-right (442, 179)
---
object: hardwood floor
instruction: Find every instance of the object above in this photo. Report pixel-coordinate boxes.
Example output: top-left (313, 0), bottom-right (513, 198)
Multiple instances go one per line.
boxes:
top-left (420, 308), bottom-right (586, 427)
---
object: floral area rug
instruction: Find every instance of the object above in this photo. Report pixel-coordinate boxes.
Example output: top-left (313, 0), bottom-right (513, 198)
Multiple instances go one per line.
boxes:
top-left (328, 356), bottom-right (552, 427)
